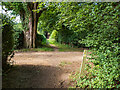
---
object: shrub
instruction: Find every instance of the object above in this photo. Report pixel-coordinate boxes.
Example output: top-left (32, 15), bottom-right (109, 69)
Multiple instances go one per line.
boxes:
top-left (35, 33), bottom-right (47, 47)
top-left (14, 30), bottom-right (24, 49)
top-left (49, 30), bottom-right (58, 43)
top-left (73, 2), bottom-right (120, 88)
top-left (13, 23), bottom-right (24, 49)
top-left (2, 14), bottom-right (14, 71)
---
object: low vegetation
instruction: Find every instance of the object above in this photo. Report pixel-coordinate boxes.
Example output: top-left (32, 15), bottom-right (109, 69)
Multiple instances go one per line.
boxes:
top-left (15, 46), bottom-right (54, 52)
top-left (48, 39), bottom-right (84, 52)
top-left (59, 61), bottom-right (72, 67)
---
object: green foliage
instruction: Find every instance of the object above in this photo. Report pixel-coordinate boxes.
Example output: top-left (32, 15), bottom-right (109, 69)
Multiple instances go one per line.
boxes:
top-left (15, 47), bottom-right (54, 52)
top-left (2, 2), bottom-right (29, 31)
top-left (49, 30), bottom-right (58, 43)
top-left (49, 42), bottom-right (83, 52)
top-left (38, 3), bottom-right (60, 33)
top-left (13, 23), bottom-right (24, 49)
top-left (2, 14), bottom-right (14, 71)
top-left (35, 33), bottom-right (48, 48)
top-left (2, 2), bottom-right (120, 88)
top-left (70, 2), bottom-right (120, 88)
top-left (39, 2), bottom-right (120, 88)
top-left (39, 2), bottom-right (87, 47)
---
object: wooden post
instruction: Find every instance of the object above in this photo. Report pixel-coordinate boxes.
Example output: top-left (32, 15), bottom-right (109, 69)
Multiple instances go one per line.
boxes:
top-left (80, 50), bottom-right (87, 76)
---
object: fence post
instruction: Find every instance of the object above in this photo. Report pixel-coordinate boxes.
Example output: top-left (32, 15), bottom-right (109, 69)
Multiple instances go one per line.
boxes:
top-left (80, 50), bottom-right (87, 76)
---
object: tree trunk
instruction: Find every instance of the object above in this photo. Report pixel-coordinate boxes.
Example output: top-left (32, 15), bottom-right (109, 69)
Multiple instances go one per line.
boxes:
top-left (4, 2), bottom-right (47, 48)
top-left (19, 2), bottom-right (47, 48)
top-left (29, 16), bottom-right (33, 48)
top-left (21, 16), bottom-right (32, 48)
top-left (20, 10), bottom-right (31, 48)
top-left (23, 30), bottom-right (30, 48)
top-left (33, 3), bottom-right (37, 48)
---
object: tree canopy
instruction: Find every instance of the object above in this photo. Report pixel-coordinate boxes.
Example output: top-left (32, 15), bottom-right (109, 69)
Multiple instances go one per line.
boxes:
top-left (3, 2), bottom-right (47, 48)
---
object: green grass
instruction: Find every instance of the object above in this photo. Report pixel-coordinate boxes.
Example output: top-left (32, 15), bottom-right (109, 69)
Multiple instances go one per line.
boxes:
top-left (59, 61), bottom-right (72, 67)
top-left (15, 46), bottom-right (54, 52)
top-left (48, 38), bottom-right (56, 44)
top-left (16, 39), bottom-right (84, 52)
top-left (48, 39), bottom-right (84, 52)
top-left (59, 48), bottom-right (83, 52)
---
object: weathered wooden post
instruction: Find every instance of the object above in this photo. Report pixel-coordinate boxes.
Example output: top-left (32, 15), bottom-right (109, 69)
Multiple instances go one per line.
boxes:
top-left (80, 50), bottom-right (87, 76)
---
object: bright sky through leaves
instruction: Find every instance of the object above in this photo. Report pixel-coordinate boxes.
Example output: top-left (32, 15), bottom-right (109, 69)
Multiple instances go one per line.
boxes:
top-left (0, 5), bottom-right (21, 23)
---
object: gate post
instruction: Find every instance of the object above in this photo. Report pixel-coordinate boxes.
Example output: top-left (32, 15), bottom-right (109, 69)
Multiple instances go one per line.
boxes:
top-left (80, 50), bottom-right (87, 76)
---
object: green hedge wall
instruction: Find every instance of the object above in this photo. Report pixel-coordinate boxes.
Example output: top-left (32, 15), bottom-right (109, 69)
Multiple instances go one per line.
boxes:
top-left (75, 2), bottom-right (120, 88)
top-left (2, 14), bottom-right (14, 71)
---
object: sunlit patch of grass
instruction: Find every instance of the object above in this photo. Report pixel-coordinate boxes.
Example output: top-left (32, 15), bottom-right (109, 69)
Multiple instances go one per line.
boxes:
top-left (48, 39), bottom-right (84, 52)
top-left (53, 42), bottom-right (83, 52)
top-left (48, 39), bottom-right (56, 44)
top-left (59, 48), bottom-right (83, 52)
top-left (59, 61), bottom-right (72, 67)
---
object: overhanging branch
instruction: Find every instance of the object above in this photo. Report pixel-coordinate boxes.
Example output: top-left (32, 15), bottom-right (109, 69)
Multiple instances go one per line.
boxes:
top-left (36, 7), bottom-right (47, 20)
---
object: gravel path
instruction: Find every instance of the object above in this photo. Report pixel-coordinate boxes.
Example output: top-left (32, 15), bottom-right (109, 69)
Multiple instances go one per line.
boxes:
top-left (3, 49), bottom-right (83, 88)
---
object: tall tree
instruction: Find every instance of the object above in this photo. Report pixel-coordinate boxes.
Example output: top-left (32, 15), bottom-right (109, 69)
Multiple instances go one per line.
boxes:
top-left (3, 2), bottom-right (46, 48)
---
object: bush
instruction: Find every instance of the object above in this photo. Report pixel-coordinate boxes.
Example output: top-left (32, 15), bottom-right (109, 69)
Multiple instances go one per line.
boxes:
top-left (73, 2), bottom-right (120, 88)
top-left (49, 30), bottom-right (58, 43)
top-left (13, 23), bottom-right (24, 49)
top-left (14, 30), bottom-right (24, 49)
top-left (2, 14), bottom-right (14, 71)
top-left (35, 33), bottom-right (47, 48)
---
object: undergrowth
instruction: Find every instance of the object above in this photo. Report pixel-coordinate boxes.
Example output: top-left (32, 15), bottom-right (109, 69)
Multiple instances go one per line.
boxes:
top-left (48, 39), bottom-right (84, 52)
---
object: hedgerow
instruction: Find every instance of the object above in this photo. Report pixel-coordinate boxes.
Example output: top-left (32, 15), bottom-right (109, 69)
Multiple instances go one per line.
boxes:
top-left (73, 2), bottom-right (120, 88)
top-left (2, 14), bottom-right (14, 71)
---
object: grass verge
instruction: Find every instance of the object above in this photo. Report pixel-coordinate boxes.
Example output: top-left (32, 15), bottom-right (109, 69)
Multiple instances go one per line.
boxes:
top-left (15, 46), bottom-right (54, 52)
top-left (49, 41), bottom-right (84, 52)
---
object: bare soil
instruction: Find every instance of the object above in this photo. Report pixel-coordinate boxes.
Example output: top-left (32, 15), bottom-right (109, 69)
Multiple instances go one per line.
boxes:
top-left (3, 47), bottom-right (84, 88)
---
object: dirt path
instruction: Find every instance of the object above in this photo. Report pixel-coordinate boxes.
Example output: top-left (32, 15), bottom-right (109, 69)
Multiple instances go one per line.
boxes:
top-left (3, 46), bottom-right (83, 88)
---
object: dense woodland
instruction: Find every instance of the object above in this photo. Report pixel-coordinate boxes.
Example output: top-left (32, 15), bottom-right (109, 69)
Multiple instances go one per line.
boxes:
top-left (2, 2), bottom-right (120, 88)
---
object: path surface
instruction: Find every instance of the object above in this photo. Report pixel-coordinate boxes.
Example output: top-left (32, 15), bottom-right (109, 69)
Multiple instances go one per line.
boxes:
top-left (3, 47), bottom-right (83, 88)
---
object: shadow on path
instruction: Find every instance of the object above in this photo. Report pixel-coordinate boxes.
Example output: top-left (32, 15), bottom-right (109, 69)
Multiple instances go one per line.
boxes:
top-left (3, 48), bottom-right (84, 88)
top-left (3, 65), bottom-right (64, 88)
